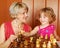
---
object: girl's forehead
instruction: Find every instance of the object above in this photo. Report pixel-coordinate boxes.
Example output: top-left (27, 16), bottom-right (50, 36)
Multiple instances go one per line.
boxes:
top-left (41, 12), bottom-right (46, 17)
top-left (40, 12), bottom-right (48, 17)
top-left (41, 12), bottom-right (44, 15)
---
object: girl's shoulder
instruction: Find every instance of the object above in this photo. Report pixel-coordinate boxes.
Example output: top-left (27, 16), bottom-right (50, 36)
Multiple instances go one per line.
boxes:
top-left (44, 24), bottom-right (55, 31)
top-left (39, 24), bottom-right (55, 30)
top-left (49, 24), bottom-right (55, 29)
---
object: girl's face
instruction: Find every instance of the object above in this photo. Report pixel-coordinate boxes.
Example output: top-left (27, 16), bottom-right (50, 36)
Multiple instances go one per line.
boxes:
top-left (16, 9), bottom-right (28, 23)
top-left (39, 12), bottom-right (49, 25)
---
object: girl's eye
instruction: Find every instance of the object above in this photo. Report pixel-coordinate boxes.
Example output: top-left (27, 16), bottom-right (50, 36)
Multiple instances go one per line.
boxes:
top-left (39, 16), bottom-right (41, 18)
top-left (44, 17), bottom-right (46, 18)
top-left (43, 16), bottom-right (46, 18)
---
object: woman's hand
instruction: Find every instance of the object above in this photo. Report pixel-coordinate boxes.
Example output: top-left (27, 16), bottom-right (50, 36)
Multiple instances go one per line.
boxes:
top-left (8, 35), bottom-right (17, 42)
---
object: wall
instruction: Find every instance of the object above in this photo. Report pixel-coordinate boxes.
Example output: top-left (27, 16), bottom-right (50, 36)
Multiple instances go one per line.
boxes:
top-left (58, 0), bottom-right (60, 35)
top-left (22, 0), bottom-right (60, 36)
top-left (0, 0), bottom-right (22, 24)
top-left (0, 0), bottom-right (60, 36)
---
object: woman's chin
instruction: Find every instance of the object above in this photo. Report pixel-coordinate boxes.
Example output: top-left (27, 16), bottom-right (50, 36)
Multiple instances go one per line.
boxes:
top-left (22, 21), bottom-right (26, 23)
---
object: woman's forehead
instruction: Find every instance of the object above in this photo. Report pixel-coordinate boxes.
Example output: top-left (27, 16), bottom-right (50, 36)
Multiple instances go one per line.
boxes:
top-left (18, 8), bottom-right (27, 14)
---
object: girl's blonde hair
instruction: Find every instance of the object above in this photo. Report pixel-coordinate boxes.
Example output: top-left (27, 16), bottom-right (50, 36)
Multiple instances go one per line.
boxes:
top-left (39, 7), bottom-right (56, 24)
top-left (9, 2), bottom-right (28, 18)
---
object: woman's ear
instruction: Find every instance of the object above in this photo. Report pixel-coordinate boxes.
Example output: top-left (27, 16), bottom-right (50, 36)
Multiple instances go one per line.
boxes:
top-left (11, 14), bottom-right (17, 18)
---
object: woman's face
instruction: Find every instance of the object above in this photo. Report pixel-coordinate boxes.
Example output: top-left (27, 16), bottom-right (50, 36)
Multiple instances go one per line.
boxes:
top-left (16, 9), bottom-right (28, 23)
top-left (39, 12), bottom-right (49, 25)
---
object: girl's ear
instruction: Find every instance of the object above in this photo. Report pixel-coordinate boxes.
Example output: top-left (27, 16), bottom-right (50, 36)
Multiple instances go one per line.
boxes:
top-left (49, 17), bottom-right (53, 24)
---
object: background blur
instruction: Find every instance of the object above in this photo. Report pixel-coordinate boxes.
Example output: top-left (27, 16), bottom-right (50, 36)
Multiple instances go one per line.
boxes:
top-left (0, 0), bottom-right (60, 36)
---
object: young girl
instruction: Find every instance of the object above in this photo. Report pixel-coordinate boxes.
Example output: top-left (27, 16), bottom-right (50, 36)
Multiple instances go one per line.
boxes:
top-left (23, 7), bottom-right (60, 41)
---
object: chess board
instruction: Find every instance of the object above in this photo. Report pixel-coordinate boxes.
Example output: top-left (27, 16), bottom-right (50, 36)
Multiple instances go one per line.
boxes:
top-left (8, 34), bottom-right (60, 48)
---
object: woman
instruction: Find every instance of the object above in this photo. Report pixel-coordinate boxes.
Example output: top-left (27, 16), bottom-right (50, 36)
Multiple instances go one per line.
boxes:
top-left (0, 2), bottom-right (31, 48)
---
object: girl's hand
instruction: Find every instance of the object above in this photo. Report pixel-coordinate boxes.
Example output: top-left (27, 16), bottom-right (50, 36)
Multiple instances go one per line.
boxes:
top-left (9, 35), bottom-right (17, 42)
top-left (20, 30), bottom-right (26, 34)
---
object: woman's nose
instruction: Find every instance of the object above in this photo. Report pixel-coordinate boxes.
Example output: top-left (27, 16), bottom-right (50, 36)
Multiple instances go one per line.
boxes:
top-left (25, 13), bottom-right (28, 17)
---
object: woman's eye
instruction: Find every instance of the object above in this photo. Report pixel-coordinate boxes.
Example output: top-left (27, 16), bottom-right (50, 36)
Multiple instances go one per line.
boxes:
top-left (23, 12), bottom-right (25, 14)
top-left (23, 12), bottom-right (27, 15)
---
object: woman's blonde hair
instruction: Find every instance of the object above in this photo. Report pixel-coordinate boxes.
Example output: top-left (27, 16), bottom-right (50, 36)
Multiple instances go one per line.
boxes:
top-left (9, 2), bottom-right (28, 18)
top-left (39, 7), bottom-right (56, 24)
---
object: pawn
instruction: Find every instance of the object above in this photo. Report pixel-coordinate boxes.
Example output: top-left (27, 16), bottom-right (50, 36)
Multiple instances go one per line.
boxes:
top-left (45, 34), bottom-right (48, 43)
top-left (30, 37), bottom-right (34, 48)
top-left (30, 37), bottom-right (33, 42)
top-left (47, 41), bottom-right (51, 48)
top-left (50, 34), bottom-right (54, 43)
top-left (24, 40), bottom-right (28, 46)
top-left (52, 38), bottom-right (57, 45)
top-left (40, 34), bottom-right (44, 43)
top-left (52, 38), bottom-right (57, 48)
top-left (36, 39), bottom-right (40, 48)
top-left (42, 42), bottom-right (46, 48)
top-left (19, 42), bottom-right (24, 48)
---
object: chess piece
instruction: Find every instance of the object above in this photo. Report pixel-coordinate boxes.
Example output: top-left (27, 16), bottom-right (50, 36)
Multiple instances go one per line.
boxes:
top-left (50, 34), bottom-right (54, 43)
top-left (47, 41), bottom-right (51, 48)
top-left (19, 42), bottom-right (24, 48)
top-left (52, 38), bottom-right (57, 45)
top-left (52, 38), bottom-right (57, 48)
top-left (50, 34), bottom-right (57, 48)
top-left (42, 42), bottom-right (46, 48)
top-left (30, 37), bottom-right (33, 42)
top-left (45, 34), bottom-right (48, 43)
top-left (30, 37), bottom-right (34, 48)
top-left (39, 37), bottom-right (41, 42)
top-left (40, 34), bottom-right (43, 39)
top-left (40, 34), bottom-right (44, 43)
top-left (24, 40), bottom-right (28, 48)
top-left (36, 39), bottom-right (40, 48)
top-left (24, 40), bottom-right (28, 45)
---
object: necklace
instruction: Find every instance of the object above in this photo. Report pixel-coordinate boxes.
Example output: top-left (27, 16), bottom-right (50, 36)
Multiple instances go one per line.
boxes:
top-left (12, 19), bottom-right (24, 35)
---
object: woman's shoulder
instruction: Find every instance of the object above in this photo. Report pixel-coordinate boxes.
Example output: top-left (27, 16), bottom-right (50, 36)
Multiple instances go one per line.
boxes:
top-left (0, 21), bottom-right (12, 28)
top-left (4, 21), bottom-right (11, 24)
top-left (0, 23), bottom-right (5, 36)
top-left (0, 23), bottom-right (4, 28)
top-left (1, 21), bottom-right (11, 25)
